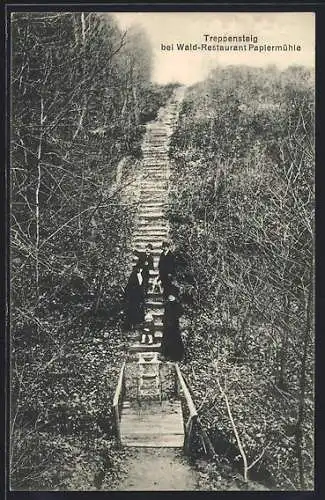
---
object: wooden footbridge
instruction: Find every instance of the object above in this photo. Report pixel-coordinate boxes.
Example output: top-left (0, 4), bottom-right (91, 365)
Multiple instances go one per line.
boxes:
top-left (112, 88), bottom-right (203, 453)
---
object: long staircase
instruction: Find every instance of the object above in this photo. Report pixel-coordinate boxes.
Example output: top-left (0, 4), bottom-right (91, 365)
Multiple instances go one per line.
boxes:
top-left (113, 87), bottom-right (198, 448)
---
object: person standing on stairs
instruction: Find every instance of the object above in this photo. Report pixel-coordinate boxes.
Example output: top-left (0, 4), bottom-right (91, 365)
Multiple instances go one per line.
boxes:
top-left (124, 254), bottom-right (145, 331)
top-left (161, 287), bottom-right (184, 362)
top-left (137, 244), bottom-right (154, 296)
top-left (157, 241), bottom-right (175, 299)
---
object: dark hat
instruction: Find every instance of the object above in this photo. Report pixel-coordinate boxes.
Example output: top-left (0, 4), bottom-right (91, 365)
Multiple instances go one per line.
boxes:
top-left (146, 243), bottom-right (153, 250)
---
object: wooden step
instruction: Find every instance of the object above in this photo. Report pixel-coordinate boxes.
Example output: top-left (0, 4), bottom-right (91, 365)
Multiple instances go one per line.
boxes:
top-left (141, 181), bottom-right (167, 187)
top-left (140, 372), bottom-right (159, 379)
top-left (137, 214), bottom-right (166, 224)
top-left (137, 210), bottom-right (165, 218)
top-left (140, 190), bottom-right (166, 195)
top-left (129, 343), bottom-right (161, 353)
top-left (146, 300), bottom-right (164, 308)
top-left (138, 202), bottom-right (165, 208)
top-left (140, 194), bottom-right (167, 201)
top-left (147, 309), bottom-right (164, 318)
top-left (142, 167), bottom-right (168, 172)
top-left (132, 237), bottom-right (166, 245)
top-left (135, 222), bottom-right (168, 229)
top-left (145, 291), bottom-right (163, 300)
top-left (133, 229), bottom-right (168, 236)
top-left (142, 154), bottom-right (169, 159)
top-left (142, 168), bottom-right (168, 173)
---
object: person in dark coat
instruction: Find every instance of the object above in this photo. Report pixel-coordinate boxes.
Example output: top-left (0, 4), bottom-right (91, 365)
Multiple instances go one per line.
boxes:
top-left (137, 244), bottom-right (154, 295)
top-left (161, 291), bottom-right (184, 362)
top-left (124, 256), bottom-right (145, 330)
top-left (157, 241), bottom-right (175, 299)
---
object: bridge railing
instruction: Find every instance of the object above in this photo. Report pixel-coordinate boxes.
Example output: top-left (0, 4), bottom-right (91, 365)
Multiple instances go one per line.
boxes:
top-left (112, 361), bottom-right (126, 446)
top-left (175, 363), bottom-right (217, 459)
top-left (174, 363), bottom-right (198, 455)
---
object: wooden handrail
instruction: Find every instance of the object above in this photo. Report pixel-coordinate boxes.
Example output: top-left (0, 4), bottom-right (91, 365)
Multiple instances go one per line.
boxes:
top-left (175, 363), bottom-right (197, 418)
top-left (112, 361), bottom-right (126, 445)
top-left (175, 363), bottom-right (198, 455)
top-left (175, 363), bottom-right (217, 458)
top-left (113, 361), bottom-right (126, 409)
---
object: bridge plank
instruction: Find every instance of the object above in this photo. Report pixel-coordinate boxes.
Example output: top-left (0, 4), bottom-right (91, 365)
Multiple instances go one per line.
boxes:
top-left (120, 400), bottom-right (184, 448)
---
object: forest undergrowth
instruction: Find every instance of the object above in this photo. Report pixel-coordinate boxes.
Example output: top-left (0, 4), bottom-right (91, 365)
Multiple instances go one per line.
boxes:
top-left (169, 65), bottom-right (314, 490)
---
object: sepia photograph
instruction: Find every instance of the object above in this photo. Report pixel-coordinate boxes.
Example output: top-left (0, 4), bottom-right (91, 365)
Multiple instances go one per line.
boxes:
top-left (8, 8), bottom-right (314, 492)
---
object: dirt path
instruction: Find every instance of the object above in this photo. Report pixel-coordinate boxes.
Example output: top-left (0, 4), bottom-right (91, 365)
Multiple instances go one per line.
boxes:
top-left (112, 448), bottom-right (198, 491)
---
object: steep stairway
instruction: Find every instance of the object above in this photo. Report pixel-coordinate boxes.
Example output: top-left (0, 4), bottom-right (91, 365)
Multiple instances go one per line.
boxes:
top-left (118, 87), bottom-right (187, 447)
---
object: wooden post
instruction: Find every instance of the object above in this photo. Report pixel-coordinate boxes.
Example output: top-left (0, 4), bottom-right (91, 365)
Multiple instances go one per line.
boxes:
top-left (184, 415), bottom-right (197, 455)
